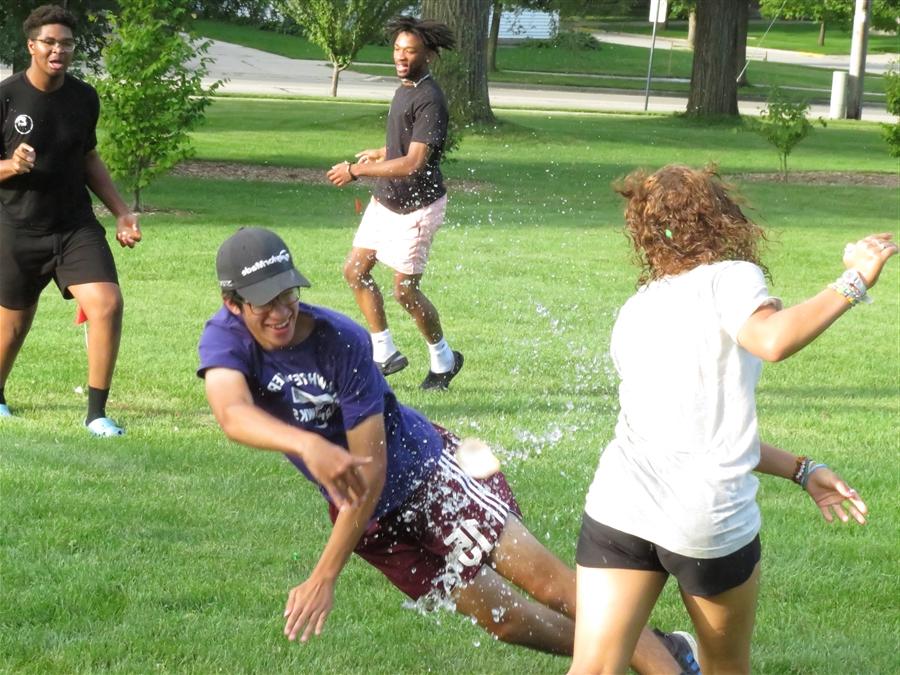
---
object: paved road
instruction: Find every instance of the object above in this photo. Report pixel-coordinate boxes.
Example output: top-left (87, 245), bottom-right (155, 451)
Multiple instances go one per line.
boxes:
top-left (200, 39), bottom-right (895, 122)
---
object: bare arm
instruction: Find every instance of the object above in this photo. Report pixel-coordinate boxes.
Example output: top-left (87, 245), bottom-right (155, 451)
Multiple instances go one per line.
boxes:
top-left (756, 442), bottom-right (867, 524)
top-left (327, 141), bottom-right (432, 186)
top-left (83, 149), bottom-right (142, 247)
top-left (737, 234), bottom-right (896, 362)
top-left (204, 367), bottom-right (369, 508)
top-left (282, 413), bottom-right (388, 642)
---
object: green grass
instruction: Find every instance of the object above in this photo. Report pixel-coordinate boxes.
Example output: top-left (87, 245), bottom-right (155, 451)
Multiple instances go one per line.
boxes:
top-left (580, 18), bottom-right (900, 56)
top-left (195, 19), bottom-right (888, 102)
top-left (2, 98), bottom-right (898, 673)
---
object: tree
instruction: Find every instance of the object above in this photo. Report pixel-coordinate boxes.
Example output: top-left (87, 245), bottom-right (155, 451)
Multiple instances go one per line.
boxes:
top-left (94, 0), bottom-right (221, 211)
top-left (421, 0), bottom-right (495, 125)
top-left (758, 0), bottom-right (898, 46)
top-left (0, 0), bottom-right (114, 74)
top-left (759, 0), bottom-right (847, 46)
top-left (755, 88), bottom-right (822, 180)
top-left (277, 0), bottom-right (407, 97)
top-left (686, 0), bottom-right (743, 117)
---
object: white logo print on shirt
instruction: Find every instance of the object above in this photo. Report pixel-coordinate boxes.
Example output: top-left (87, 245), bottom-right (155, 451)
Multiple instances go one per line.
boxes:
top-left (14, 114), bottom-right (33, 134)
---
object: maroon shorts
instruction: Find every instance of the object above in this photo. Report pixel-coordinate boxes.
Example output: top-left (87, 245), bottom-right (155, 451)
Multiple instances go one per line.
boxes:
top-left (329, 427), bottom-right (522, 600)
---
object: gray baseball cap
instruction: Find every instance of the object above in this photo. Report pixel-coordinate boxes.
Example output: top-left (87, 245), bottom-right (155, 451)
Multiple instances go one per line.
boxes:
top-left (216, 228), bottom-right (310, 305)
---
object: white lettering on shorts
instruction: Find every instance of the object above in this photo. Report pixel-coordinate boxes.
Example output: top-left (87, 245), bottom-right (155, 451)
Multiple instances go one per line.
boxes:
top-left (443, 519), bottom-right (493, 568)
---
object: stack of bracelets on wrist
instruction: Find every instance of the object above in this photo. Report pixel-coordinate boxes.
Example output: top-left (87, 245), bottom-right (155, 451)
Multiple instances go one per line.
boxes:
top-left (792, 455), bottom-right (829, 489)
top-left (828, 269), bottom-right (871, 306)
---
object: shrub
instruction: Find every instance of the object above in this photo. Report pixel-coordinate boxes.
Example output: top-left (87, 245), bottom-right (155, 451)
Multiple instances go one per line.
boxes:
top-left (882, 63), bottom-right (900, 157)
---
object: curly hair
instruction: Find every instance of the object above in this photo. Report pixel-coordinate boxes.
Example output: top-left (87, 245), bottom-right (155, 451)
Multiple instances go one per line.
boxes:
top-left (615, 164), bottom-right (769, 286)
top-left (23, 4), bottom-right (77, 39)
top-left (386, 15), bottom-right (455, 53)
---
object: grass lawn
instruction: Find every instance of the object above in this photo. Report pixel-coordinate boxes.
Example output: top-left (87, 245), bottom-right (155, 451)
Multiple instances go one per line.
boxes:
top-left (578, 18), bottom-right (900, 56)
top-left (195, 19), bottom-right (888, 102)
top-left (1, 98), bottom-right (898, 673)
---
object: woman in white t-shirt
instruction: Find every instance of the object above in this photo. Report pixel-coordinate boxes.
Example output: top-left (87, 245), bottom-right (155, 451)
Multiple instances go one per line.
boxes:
top-left (569, 165), bottom-right (896, 674)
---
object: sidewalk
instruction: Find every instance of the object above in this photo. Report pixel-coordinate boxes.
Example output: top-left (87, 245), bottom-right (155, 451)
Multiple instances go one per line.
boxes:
top-left (590, 30), bottom-right (896, 75)
top-left (199, 39), bottom-right (895, 122)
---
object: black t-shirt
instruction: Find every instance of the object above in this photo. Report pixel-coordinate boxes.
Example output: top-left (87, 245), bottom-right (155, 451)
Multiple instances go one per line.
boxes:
top-left (372, 76), bottom-right (448, 214)
top-left (0, 72), bottom-right (100, 233)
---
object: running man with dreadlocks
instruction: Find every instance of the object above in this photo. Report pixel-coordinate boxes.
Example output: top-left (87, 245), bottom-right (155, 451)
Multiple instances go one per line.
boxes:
top-left (327, 16), bottom-right (462, 391)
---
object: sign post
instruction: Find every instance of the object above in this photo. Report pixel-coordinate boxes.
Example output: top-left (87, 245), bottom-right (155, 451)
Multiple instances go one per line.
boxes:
top-left (644, 0), bottom-right (668, 111)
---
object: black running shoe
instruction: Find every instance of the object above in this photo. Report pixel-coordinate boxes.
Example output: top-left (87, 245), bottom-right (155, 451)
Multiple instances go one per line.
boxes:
top-left (378, 351), bottom-right (408, 376)
top-left (420, 351), bottom-right (464, 391)
top-left (653, 628), bottom-right (701, 674)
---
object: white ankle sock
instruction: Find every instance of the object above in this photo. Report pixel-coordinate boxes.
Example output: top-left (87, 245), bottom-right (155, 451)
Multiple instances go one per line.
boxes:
top-left (371, 329), bottom-right (397, 363)
top-left (428, 338), bottom-right (455, 373)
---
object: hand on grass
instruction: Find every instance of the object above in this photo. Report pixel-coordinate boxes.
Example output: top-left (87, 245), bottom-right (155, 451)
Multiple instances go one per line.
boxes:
top-left (283, 575), bottom-right (335, 642)
top-left (300, 436), bottom-right (369, 510)
top-left (115, 213), bottom-right (142, 248)
top-left (805, 467), bottom-right (867, 525)
top-left (843, 233), bottom-right (896, 287)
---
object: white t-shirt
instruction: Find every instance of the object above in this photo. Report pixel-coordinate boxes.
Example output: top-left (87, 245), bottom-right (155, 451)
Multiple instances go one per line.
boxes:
top-left (584, 261), bottom-right (781, 558)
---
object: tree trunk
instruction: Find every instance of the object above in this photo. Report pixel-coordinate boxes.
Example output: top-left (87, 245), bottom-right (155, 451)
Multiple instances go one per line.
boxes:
top-left (331, 62), bottom-right (340, 97)
top-left (687, 11), bottom-right (696, 48)
top-left (421, 0), bottom-right (494, 125)
top-left (818, 20), bottom-right (826, 46)
top-left (488, 1), bottom-right (502, 72)
top-left (686, 0), bottom-right (741, 117)
top-left (735, 0), bottom-right (749, 87)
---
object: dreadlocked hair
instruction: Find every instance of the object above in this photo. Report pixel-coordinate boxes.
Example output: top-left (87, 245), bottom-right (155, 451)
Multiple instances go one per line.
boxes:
top-left (386, 15), bottom-right (455, 52)
top-left (614, 164), bottom-right (769, 286)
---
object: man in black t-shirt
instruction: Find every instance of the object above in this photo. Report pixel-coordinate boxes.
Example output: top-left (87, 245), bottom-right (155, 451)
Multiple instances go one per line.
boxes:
top-left (0, 5), bottom-right (142, 436)
top-left (327, 16), bottom-right (462, 391)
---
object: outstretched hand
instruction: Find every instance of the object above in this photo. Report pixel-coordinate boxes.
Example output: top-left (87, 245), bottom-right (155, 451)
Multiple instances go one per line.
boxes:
top-left (843, 233), bottom-right (896, 287)
top-left (301, 435), bottom-right (370, 510)
top-left (283, 576), bottom-right (335, 642)
top-left (805, 467), bottom-right (867, 525)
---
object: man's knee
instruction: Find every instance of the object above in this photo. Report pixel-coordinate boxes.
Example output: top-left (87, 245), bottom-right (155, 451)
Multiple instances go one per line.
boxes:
top-left (84, 287), bottom-right (124, 323)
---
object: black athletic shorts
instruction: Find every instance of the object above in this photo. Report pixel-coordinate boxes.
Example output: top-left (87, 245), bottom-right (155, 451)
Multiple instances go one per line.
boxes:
top-left (576, 512), bottom-right (761, 598)
top-left (0, 223), bottom-right (119, 309)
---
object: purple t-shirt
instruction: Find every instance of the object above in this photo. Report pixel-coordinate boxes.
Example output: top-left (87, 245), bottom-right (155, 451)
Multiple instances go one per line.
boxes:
top-left (197, 302), bottom-right (442, 518)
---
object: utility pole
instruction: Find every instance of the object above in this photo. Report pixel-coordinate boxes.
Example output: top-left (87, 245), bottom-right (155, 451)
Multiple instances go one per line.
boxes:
top-left (846, 0), bottom-right (870, 120)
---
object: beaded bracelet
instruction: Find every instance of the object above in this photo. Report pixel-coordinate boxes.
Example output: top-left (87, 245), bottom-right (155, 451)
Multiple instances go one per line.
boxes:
top-left (828, 269), bottom-right (872, 306)
top-left (792, 456), bottom-right (809, 484)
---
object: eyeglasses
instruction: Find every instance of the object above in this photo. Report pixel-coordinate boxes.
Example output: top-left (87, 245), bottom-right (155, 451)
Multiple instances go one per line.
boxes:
top-left (245, 288), bottom-right (300, 316)
top-left (33, 38), bottom-right (76, 53)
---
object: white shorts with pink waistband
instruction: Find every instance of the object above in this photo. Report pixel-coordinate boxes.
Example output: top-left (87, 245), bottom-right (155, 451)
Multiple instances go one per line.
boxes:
top-left (352, 194), bottom-right (448, 275)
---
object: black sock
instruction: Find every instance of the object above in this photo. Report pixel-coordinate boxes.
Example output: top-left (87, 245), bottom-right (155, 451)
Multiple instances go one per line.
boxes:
top-left (86, 387), bottom-right (110, 424)
top-left (0, 387), bottom-right (5, 405)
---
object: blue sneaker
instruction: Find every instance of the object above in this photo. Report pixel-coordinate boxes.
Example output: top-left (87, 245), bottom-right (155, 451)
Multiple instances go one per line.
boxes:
top-left (85, 416), bottom-right (125, 437)
top-left (0, 404), bottom-right (11, 418)
top-left (654, 628), bottom-right (701, 674)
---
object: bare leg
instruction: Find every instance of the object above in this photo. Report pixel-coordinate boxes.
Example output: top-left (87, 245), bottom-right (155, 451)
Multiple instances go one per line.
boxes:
top-left (68, 282), bottom-right (123, 389)
top-left (392, 272), bottom-right (442, 344)
top-left (453, 562), bottom-right (573, 655)
top-left (570, 565), bottom-right (668, 674)
top-left (679, 563), bottom-right (760, 675)
top-left (343, 247), bottom-right (388, 332)
top-left (0, 302), bottom-right (38, 389)
top-left (455, 516), bottom-right (680, 672)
